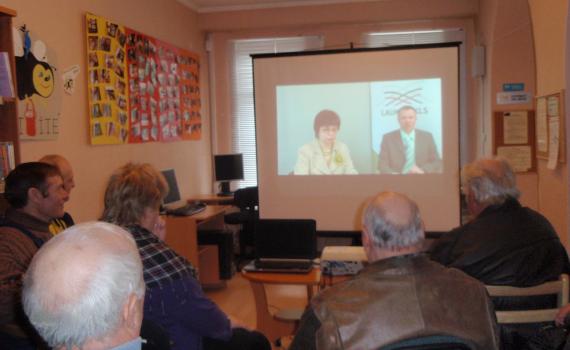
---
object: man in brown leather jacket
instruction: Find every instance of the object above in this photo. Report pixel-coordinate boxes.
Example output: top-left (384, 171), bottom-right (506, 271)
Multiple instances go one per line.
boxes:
top-left (290, 192), bottom-right (500, 350)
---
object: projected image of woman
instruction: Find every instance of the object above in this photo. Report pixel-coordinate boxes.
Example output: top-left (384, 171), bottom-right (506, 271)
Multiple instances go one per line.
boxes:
top-left (294, 109), bottom-right (358, 175)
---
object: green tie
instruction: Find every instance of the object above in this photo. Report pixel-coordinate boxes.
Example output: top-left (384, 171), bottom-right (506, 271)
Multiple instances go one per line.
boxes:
top-left (403, 134), bottom-right (415, 173)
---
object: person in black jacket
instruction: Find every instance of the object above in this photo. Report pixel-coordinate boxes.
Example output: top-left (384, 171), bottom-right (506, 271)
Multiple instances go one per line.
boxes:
top-left (430, 157), bottom-right (569, 290)
top-left (430, 157), bottom-right (570, 350)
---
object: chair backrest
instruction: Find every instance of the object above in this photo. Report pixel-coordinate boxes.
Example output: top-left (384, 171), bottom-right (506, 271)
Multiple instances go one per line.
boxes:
top-left (485, 274), bottom-right (569, 324)
top-left (233, 186), bottom-right (258, 213)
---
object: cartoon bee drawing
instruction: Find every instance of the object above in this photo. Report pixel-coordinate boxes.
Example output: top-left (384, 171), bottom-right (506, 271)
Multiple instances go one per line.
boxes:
top-left (13, 25), bottom-right (56, 136)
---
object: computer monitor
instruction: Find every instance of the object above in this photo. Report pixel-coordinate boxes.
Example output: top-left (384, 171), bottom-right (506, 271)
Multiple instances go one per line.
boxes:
top-left (161, 169), bottom-right (181, 205)
top-left (214, 153), bottom-right (244, 196)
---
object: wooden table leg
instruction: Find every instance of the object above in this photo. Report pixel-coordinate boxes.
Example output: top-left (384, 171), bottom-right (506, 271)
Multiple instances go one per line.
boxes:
top-left (248, 280), bottom-right (297, 343)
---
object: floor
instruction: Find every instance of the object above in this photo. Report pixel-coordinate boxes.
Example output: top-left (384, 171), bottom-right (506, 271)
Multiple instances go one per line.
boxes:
top-left (205, 272), bottom-right (309, 349)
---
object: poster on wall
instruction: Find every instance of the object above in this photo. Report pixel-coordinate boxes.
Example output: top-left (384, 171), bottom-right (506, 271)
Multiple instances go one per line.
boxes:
top-left (85, 13), bottom-right (201, 145)
top-left (86, 14), bottom-right (129, 145)
top-left (13, 25), bottom-right (62, 140)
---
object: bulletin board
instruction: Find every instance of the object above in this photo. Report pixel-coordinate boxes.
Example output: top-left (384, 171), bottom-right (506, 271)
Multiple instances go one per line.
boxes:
top-left (535, 91), bottom-right (566, 164)
top-left (493, 110), bottom-right (536, 173)
top-left (85, 13), bottom-right (201, 145)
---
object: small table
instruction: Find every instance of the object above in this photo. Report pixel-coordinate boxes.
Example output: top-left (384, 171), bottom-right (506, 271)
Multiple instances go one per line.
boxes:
top-left (241, 268), bottom-right (321, 343)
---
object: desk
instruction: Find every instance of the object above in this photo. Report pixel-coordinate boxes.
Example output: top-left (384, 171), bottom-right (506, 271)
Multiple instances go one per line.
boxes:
top-left (241, 268), bottom-right (321, 343)
top-left (188, 194), bottom-right (234, 205)
top-left (164, 205), bottom-right (228, 284)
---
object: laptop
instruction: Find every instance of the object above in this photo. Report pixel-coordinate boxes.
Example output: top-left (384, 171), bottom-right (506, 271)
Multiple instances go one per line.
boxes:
top-left (243, 218), bottom-right (317, 274)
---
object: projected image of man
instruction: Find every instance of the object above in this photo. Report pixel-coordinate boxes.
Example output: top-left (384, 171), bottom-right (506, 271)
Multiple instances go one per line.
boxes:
top-left (378, 105), bottom-right (442, 174)
top-left (294, 109), bottom-right (358, 175)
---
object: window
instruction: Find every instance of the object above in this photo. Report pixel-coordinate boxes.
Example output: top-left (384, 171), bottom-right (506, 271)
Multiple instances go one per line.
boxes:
top-left (231, 36), bottom-right (323, 188)
top-left (364, 29), bottom-right (465, 47)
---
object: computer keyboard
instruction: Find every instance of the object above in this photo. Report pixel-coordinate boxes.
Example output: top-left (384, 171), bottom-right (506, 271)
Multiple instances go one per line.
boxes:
top-left (165, 202), bottom-right (207, 216)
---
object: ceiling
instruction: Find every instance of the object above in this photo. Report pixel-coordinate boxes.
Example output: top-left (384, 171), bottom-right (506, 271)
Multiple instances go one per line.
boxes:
top-left (177, 0), bottom-right (380, 13)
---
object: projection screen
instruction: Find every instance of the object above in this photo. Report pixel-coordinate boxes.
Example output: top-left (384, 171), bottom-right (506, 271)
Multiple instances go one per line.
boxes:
top-left (253, 43), bottom-right (460, 232)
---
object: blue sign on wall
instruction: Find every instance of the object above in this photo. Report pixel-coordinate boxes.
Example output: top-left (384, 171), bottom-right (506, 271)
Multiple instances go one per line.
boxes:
top-left (503, 83), bottom-right (525, 92)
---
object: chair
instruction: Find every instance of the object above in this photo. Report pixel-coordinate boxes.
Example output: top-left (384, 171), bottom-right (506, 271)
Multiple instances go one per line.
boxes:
top-left (223, 186), bottom-right (259, 260)
top-left (485, 274), bottom-right (570, 324)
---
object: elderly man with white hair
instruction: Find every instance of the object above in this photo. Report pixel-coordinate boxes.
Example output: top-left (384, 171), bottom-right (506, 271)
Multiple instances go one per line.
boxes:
top-left (22, 221), bottom-right (145, 350)
top-left (290, 191), bottom-right (500, 350)
top-left (430, 158), bottom-right (570, 289)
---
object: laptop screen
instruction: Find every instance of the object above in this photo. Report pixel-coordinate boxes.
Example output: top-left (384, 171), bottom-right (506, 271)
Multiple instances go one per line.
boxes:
top-left (254, 219), bottom-right (317, 260)
top-left (161, 169), bottom-right (181, 205)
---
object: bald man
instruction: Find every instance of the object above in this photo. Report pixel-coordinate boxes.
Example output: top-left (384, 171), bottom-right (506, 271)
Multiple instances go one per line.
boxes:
top-left (39, 154), bottom-right (75, 234)
top-left (430, 158), bottom-right (569, 289)
top-left (22, 222), bottom-right (145, 350)
top-left (290, 192), bottom-right (499, 350)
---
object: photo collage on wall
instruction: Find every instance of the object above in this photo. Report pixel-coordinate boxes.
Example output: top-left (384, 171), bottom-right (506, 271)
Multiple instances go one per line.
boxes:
top-left (85, 13), bottom-right (201, 145)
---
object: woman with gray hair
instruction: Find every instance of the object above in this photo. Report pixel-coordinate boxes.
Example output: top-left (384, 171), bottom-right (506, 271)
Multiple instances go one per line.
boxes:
top-left (101, 163), bottom-right (270, 350)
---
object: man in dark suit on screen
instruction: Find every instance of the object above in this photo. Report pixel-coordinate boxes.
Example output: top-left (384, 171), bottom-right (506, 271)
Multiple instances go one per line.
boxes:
top-left (378, 105), bottom-right (442, 174)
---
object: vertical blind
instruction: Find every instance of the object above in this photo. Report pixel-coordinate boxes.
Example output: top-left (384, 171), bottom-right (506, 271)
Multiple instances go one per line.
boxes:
top-left (230, 36), bottom-right (323, 188)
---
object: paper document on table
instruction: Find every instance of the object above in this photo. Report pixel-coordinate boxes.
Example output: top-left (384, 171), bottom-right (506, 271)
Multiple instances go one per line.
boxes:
top-left (503, 111), bottom-right (528, 144)
top-left (497, 146), bottom-right (532, 172)
top-left (547, 116), bottom-right (560, 170)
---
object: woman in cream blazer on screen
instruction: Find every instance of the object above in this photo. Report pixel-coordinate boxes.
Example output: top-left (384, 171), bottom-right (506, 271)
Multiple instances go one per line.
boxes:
top-left (293, 109), bottom-right (358, 175)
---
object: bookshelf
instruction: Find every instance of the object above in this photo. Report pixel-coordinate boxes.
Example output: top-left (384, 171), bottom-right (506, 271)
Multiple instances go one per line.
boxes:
top-left (0, 7), bottom-right (19, 188)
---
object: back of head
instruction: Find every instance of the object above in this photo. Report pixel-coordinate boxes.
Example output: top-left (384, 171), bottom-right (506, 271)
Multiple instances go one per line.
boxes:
top-left (362, 191), bottom-right (424, 250)
top-left (38, 154), bottom-right (67, 169)
top-left (101, 163), bottom-right (168, 226)
top-left (462, 157), bottom-right (520, 207)
top-left (39, 154), bottom-right (74, 192)
top-left (22, 221), bottom-right (145, 349)
top-left (4, 162), bottom-right (60, 208)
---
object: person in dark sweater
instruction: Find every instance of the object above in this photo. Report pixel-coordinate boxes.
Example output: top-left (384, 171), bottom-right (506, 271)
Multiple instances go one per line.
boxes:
top-left (0, 162), bottom-right (68, 349)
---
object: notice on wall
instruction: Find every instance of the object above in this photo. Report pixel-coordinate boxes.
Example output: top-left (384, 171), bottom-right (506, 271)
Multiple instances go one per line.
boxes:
top-left (497, 145), bottom-right (532, 172)
top-left (547, 116), bottom-right (560, 170)
top-left (536, 97), bottom-right (548, 153)
top-left (502, 111), bottom-right (528, 144)
top-left (497, 91), bottom-right (531, 105)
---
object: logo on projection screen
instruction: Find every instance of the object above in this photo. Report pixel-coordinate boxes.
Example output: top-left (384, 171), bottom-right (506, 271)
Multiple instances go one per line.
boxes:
top-left (381, 88), bottom-right (429, 116)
